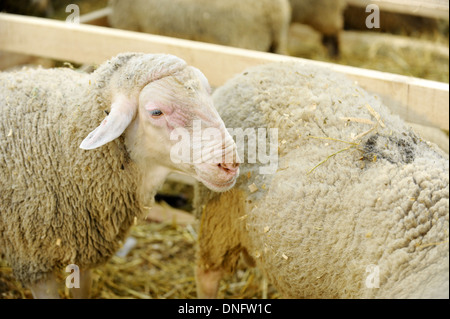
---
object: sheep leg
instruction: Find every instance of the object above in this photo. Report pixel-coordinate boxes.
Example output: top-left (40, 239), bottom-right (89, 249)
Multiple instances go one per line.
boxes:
top-left (70, 269), bottom-right (92, 299)
top-left (29, 273), bottom-right (60, 299)
top-left (195, 265), bottom-right (223, 299)
top-left (321, 34), bottom-right (340, 58)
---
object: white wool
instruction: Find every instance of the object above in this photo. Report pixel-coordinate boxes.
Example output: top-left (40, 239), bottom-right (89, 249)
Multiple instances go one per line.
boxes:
top-left (194, 61), bottom-right (449, 299)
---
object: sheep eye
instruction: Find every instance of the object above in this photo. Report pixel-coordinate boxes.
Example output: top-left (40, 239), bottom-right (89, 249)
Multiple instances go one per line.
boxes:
top-left (150, 110), bottom-right (163, 118)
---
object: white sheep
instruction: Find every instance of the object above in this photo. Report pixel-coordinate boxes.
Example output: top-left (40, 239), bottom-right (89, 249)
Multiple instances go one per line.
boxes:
top-left (194, 61), bottom-right (449, 299)
top-left (107, 0), bottom-right (291, 55)
top-left (0, 52), bottom-right (239, 298)
top-left (289, 0), bottom-right (347, 57)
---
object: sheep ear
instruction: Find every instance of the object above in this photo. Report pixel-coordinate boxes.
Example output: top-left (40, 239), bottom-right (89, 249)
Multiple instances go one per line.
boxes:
top-left (80, 95), bottom-right (136, 150)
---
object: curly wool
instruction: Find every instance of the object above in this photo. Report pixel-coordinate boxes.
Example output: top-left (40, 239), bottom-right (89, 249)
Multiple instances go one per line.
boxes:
top-left (0, 53), bottom-right (186, 286)
top-left (108, 0), bottom-right (291, 54)
top-left (195, 61), bottom-right (449, 298)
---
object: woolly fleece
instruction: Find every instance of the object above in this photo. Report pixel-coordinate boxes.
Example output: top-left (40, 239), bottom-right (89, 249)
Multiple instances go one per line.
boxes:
top-left (0, 53), bottom-right (190, 286)
top-left (195, 61), bottom-right (449, 298)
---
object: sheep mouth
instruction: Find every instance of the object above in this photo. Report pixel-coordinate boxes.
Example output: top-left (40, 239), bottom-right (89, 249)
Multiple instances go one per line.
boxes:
top-left (197, 174), bottom-right (238, 192)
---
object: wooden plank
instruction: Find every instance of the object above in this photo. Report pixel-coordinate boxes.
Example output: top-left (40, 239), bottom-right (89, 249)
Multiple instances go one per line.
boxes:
top-left (346, 0), bottom-right (449, 20)
top-left (0, 13), bottom-right (448, 130)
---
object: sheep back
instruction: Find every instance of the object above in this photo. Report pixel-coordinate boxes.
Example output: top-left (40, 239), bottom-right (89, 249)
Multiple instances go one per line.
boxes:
top-left (198, 61), bottom-right (449, 298)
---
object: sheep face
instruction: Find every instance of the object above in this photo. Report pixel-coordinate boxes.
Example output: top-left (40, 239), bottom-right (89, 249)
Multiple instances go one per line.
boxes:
top-left (80, 64), bottom-right (239, 193)
top-left (133, 66), bottom-right (240, 192)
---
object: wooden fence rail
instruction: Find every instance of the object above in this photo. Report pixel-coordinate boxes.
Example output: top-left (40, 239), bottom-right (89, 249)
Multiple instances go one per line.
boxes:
top-left (0, 13), bottom-right (448, 131)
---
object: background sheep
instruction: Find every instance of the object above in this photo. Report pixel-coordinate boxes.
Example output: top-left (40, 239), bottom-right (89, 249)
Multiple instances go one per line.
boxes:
top-left (288, 0), bottom-right (347, 57)
top-left (0, 52), bottom-right (239, 298)
top-left (0, 0), bottom-right (53, 17)
top-left (194, 61), bottom-right (449, 298)
top-left (107, 0), bottom-right (291, 55)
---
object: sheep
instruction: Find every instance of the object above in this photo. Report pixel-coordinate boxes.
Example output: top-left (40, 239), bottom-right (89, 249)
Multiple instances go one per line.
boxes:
top-left (288, 0), bottom-right (347, 57)
top-left (194, 61), bottom-right (449, 299)
top-left (0, 52), bottom-right (240, 298)
top-left (107, 0), bottom-right (291, 55)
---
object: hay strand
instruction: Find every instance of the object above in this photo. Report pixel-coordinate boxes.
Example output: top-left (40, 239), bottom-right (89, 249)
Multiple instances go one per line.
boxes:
top-left (0, 218), bottom-right (279, 299)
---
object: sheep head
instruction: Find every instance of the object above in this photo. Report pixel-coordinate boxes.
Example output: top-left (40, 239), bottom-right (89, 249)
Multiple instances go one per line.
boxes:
top-left (80, 53), bottom-right (239, 193)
